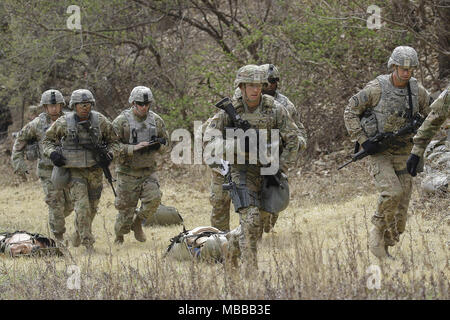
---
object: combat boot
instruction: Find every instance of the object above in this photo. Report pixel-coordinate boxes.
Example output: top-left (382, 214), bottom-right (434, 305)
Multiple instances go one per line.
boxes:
top-left (369, 225), bottom-right (387, 258)
top-left (114, 235), bottom-right (124, 245)
top-left (131, 216), bottom-right (146, 242)
top-left (71, 232), bottom-right (81, 248)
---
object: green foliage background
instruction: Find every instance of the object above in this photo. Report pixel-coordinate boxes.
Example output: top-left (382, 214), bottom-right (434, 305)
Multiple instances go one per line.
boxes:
top-left (0, 0), bottom-right (448, 158)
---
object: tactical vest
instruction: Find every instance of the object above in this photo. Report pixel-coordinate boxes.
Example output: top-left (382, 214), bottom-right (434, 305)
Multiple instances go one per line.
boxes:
top-left (227, 96), bottom-right (281, 211)
top-left (372, 75), bottom-right (419, 134)
top-left (36, 113), bottom-right (54, 168)
top-left (61, 111), bottom-right (101, 168)
top-left (123, 108), bottom-right (158, 169)
top-left (237, 95), bottom-right (277, 135)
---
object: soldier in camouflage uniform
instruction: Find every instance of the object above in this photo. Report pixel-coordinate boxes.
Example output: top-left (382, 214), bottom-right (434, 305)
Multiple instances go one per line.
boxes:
top-left (112, 86), bottom-right (169, 244)
top-left (344, 46), bottom-right (432, 259)
top-left (11, 90), bottom-right (73, 241)
top-left (43, 89), bottom-right (120, 253)
top-left (407, 85), bottom-right (450, 177)
top-left (214, 64), bottom-right (307, 233)
top-left (205, 65), bottom-right (302, 271)
top-left (259, 63), bottom-right (307, 231)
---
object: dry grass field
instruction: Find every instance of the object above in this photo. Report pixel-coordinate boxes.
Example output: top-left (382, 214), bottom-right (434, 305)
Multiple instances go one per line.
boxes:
top-left (0, 157), bottom-right (448, 300)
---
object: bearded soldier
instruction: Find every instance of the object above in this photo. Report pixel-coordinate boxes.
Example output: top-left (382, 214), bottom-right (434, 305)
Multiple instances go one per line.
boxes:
top-left (11, 89), bottom-right (73, 241)
top-left (205, 65), bottom-right (302, 271)
top-left (43, 89), bottom-right (120, 253)
top-left (112, 86), bottom-right (169, 244)
top-left (343, 46), bottom-right (432, 259)
top-left (407, 85), bottom-right (450, 176)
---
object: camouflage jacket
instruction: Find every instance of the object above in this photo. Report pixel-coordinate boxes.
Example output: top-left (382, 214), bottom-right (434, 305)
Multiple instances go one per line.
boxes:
top-left (204, 94), bottom-right (302, 175)
top-left (344, 74), bottom-right (431, 155)
top-left (233, 88), bottom-right (307, 151)
top-left (112, 108), bottom-right (169, 177)
top-left (412, 87), bottom-right (450, 157)
top-left (11, 112), bottom-right (62, 178)
top-left (43, 111), bottom-right (120, 164)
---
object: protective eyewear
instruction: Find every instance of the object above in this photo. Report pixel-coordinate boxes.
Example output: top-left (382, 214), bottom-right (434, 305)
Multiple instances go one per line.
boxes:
top-left (77, 103), bottom-right (92, 109)
top-left (136, 101), bottom-right (150, 107)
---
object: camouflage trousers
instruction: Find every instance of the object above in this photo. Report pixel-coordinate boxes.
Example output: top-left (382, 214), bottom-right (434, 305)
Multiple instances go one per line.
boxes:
top-left (210, 169), bottom-right (278, 233)
top-left (226, 206), bottom-right (271, 270)
top-left (69, 167), bottom-right (103, 247)
top-left (114, 172), bottom-right (162, 237)
top-left (369, 152), bottom-right (412, 246)
top-left (40, 176), bottom-right (73, 237)
top-left (210, 171), bottom-right (231, 232)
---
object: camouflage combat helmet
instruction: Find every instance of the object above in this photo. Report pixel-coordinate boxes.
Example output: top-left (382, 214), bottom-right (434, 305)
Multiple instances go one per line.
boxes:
top-left (128, 86), bottom-right (154, 104)
top-left (69, 89), bottom-right (95, 109)
top-left (261, 64), bottom-right (280, 83)
top-left (234, 64), bottom-right (268, 88)
top-left (39, 89), bottom-right (65, 106)
top-left (387, 46), bottom-right (419, 70)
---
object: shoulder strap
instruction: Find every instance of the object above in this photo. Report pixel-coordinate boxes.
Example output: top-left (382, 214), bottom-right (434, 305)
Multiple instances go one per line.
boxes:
top-left (407, 81), bottom-right (413, 122)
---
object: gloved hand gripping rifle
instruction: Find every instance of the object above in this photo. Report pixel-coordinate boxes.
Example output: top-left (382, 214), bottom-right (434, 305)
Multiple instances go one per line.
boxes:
top-left (338, 114), bottom-right (424, 170)
top-left (78, 120), bottom-right (117, 197)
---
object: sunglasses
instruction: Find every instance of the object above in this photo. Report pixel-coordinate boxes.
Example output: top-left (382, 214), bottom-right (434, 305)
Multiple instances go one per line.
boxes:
top-left (77, 103), bottom-right (92, 109)
top-left (136, 101), bottom-right (150, 107)
top-left (268, 77), bottom-right (279, 84)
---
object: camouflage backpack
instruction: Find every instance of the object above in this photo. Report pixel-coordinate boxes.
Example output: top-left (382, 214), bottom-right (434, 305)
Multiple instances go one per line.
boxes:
top-left (165, 226), bottom-right (228, 263)
top-left (0, 231), bottom-right (63, 257)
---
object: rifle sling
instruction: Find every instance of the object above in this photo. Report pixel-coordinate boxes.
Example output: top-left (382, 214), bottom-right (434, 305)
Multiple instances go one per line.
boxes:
top-left (407, 81), bottom-right (414, 123)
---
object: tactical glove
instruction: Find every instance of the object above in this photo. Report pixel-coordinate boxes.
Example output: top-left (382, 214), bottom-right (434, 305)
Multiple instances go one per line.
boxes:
top-left (50, 151), bottom-right (66, 167)
top-left (361, 139), bottom-right (380, 155)
top-left (406, 153), bottom-right (420, 177)
top-left (147, 137), bottom-right (167, 151)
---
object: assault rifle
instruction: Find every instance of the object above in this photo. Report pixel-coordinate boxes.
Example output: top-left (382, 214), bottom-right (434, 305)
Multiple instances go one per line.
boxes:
top-left (338, 114), bottom-right (424, 170)
top-left (215, 97), bottom-right (251, 131)
top-left (130, 129), bottom-right (166, 151)
top-left (79, 120), bottom-right (117, 197)
top-left (214, 97), bottom-right (258, 153)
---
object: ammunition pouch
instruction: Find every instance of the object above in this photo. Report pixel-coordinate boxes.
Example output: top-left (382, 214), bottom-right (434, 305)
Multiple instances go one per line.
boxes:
top-left (360, 112), bottom-right (378, 138)
top-left (25, 142), bottom-right (39, 161)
